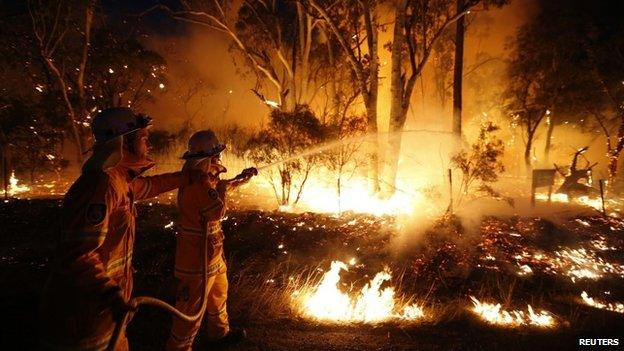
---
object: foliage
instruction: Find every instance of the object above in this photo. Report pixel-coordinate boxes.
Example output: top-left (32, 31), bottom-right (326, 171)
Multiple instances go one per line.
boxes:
top-left (451, 122), bottom-right (507, 206)
top-left (217, 124), bottom-right (254, 159)
top-left (88, 29), bottom-right (167, 109)
top-left (246, 105), bottom-right (326, 206)
top-left (0, 99), bottom-right (66, 182)
top-left (504, 0), bottom-right (624, 178)
top-left (0, 1), bottom-right (167, 169)
top-left (148, 129), bottom-right (178, 157)
top-left (323, 112), bottom-right (367, 207)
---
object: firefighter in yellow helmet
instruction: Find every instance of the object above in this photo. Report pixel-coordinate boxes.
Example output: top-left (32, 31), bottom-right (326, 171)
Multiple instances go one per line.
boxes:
top-left (166, 130), bottom-right (257, 350)
top-left (40, 107), bottom-right (191, 350)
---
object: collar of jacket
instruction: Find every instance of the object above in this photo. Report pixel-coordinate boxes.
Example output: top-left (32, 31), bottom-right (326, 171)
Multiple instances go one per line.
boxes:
top-left (117, 157), bottom-right (155, 180)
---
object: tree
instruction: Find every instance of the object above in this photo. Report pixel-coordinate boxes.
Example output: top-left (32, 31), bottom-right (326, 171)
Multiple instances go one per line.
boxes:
top-left (23, 0), bottom-right (168, 166)
top-left (451, 0), bottom-right (466, 137)
top-left (27, 0), bottom-right (96, 161)
top-left (305, 0), bottom-right (382, 193)
top-left (246, 105), bottom-right (326, 207)
top-left (503, 0), bottom-right (614, 173)
top-left (145, 1), bottom-right (329, 111)
top-left (0, 98), bottom-right (66, 185)
top-left (323, 94), bottom-right (367, 212)
top-left (88, 29), bottom-right (168, 111)
top-left (451, 0), bottom-right (507, 137)
top-left (387, 0), bottom-right (470, 191)
top-left (451, 122), bottom-right (505, 207)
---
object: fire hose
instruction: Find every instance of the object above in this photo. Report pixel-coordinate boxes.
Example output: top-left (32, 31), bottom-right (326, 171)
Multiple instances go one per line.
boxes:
top-left (105, 210), bottom-right (210, 351)
top-left (105, 169), bottom-right (258, 350)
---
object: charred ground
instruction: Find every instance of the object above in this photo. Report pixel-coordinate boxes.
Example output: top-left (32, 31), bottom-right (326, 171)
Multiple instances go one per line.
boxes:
top-left (1, 199), bottom-right (623, 350)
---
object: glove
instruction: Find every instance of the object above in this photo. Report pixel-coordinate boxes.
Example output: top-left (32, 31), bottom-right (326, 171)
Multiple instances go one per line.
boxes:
top-left (236, 167), bottom-right (258, 180)
top-left (110, 289), bottom-right (137, 324)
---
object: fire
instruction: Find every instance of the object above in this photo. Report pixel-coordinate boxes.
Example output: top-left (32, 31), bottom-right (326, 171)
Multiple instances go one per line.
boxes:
top-left (512, 246), bottom-right (624, 283)
top-left (7, 171), bottom-right (30, 196)
top-left (535, 192), bottom-right (610, 213)
top-left (291, 176), bottom-right (426, 216)
top-left (580, 292), bottom-right (624, 314)
top-left (295, 261), bottom-right (425, 323)
top-left (553, 248), bottom-right (624, 282)
top-left (469, 296), bottom-right (556, 327)
top-left (577, 196), bottom-right (604, 212)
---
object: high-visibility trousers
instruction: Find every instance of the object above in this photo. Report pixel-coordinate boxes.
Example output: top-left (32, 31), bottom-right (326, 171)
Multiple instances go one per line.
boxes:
top-left (165, 261), bottom-right (229, 351)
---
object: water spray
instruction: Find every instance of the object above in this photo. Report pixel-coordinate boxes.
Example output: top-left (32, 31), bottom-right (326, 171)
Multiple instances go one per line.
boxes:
top-left (255, 129), bottom-right (452, 172)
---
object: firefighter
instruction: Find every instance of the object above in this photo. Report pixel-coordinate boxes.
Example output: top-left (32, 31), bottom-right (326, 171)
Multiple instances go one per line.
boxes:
top-left (166, 130), bottom-right (257, 350)
top-left (40, 107), bottom-right (190, 350)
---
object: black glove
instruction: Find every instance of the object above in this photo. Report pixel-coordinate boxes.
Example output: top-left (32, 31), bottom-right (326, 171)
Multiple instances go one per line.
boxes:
top-left (236, 167), bottom-right (258, 180)
top-left (110, 290), bottom-right (137, 324)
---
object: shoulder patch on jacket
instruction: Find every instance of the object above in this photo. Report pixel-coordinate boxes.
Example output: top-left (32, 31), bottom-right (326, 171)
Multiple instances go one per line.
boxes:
top-left (86, 203), bottom-right (107, 225)
top-left (208, 188), bottom-right (219, 200)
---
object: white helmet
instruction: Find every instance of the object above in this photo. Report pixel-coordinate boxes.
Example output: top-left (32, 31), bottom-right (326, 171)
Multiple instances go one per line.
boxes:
top-left (181, 130), bottom-right (226, 160)
top-left (91, 107), bottom-right (152, 145)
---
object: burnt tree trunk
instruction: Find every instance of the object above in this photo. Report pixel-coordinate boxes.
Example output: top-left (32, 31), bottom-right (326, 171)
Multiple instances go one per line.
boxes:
top-left (1, 146), bottom-right (8, 199)
top-left (388, 0), bottom-right (409, 192)
top-left (524, 130), bottom-right (535, 171)
top-left (607, 114), bottom-right (624, 185)
top-left (452, 0), bottom-right (465, 138)
top-left (544, 116), bottom-right (555, 164)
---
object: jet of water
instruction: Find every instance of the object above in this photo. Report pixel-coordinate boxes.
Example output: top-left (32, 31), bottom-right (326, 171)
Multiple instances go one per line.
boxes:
top-left (255, 129), bottom-right (452, 172)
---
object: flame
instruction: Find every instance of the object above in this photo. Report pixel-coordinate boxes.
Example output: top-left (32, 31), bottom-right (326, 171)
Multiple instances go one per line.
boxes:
top-left (580, 292), bottom-right (624, 314)
top-left (577, 196), bottom-right (604, 211)
top-left (265, 100), bottom-right (280, 108)
top-left (272, 174), bottom-right (426, 216)
top-left (469, 296), bottom-right (555, 327)
top-left (535, 192), bottom-right (608, 213)
top-left (295, 261), bottom-right (424, 323)
top-left (7, 171), bottom-right (30, 196)
top-left (512, 246), bottom-right (624, 283)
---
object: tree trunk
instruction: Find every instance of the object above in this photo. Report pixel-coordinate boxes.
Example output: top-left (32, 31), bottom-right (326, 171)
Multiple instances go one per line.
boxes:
top-left (544, 116), bottom-right (555, 164)
top-left (1, 146), bottom-right (7, 200)
top-left (525, 131), bottom-right (535, 172)
top-left (337, 171), bottom-right (342, 213)
top-left (452, 0), bottom-right (465, 138)
top-left (365, 98), bottom-right (381, 193)
top-left (387, 0), bottom-right (409, 192)
top-left (362, 1), bottom-right (381, 194)
top-left (323, 27), bottom-right (339, 118)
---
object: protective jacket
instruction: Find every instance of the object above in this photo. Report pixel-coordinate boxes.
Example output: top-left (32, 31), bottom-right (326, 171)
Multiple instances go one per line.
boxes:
top-left (40, 163), bottom-right (181, 350)
top-left (166, 177), bottom-right (229, 351)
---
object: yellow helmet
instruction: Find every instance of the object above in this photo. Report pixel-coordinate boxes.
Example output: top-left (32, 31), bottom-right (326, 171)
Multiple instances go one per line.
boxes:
top-left (181, 130), bottom-right (226, 160)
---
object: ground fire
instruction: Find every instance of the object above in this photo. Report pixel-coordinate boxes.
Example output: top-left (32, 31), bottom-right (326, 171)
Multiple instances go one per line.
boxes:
top-left (2, 1), bottom-right (624, 350)
top-left (293, 260), bottom-right (425, 323)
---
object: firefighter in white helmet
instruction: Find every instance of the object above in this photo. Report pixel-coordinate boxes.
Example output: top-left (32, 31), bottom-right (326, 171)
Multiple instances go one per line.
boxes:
top-left (40, 107), bottom-right (194, 350)
top-left (166, 130), bottom-right (257, 350)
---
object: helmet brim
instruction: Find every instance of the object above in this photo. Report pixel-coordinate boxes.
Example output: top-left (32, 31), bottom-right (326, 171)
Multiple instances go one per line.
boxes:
top-left (92, 114), bottom-right (153, 147)
top-left (180, 144), bottom-right (226, 160)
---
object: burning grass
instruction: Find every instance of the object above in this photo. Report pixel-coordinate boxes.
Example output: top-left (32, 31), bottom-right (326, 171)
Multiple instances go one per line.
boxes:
top-left (2, 200), bottom-right (624, 349)
top-left (292, 260), bottom-right (425, 323)
top-left (580, 292), bottom-right (624, 314)
top-left (469, 296), bottom-right (556, 328)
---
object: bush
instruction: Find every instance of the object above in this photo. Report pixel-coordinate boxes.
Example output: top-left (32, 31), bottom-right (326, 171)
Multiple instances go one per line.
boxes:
top-left (451, 122), bottom-right (509, 207)
top-left (246, 105), bottom-right (326, 206)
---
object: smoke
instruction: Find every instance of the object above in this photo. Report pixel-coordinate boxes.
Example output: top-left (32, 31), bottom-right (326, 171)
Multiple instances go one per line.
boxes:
top-left (141, 26), bottom-right (269, 132)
